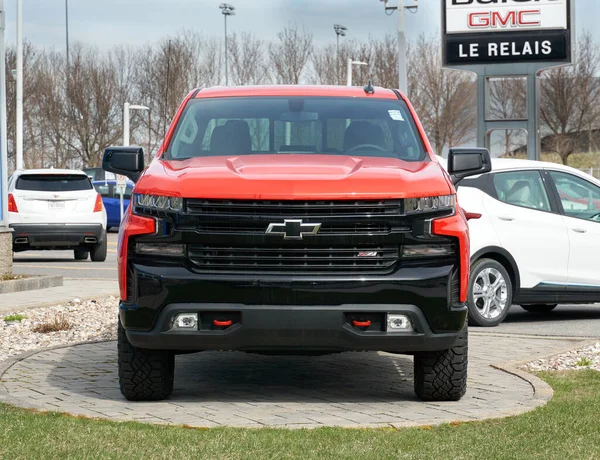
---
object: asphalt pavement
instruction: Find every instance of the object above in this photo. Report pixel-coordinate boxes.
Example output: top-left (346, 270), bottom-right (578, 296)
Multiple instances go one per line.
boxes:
top-left (9, 231), bottom-right (600, 338)
top-left (12, 231), bottom-right (118, 280)
top-left (477, 304), bottom-right (600, 338)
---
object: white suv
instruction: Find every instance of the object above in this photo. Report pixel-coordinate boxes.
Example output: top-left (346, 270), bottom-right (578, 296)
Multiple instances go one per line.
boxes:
top-left (8, 169), bottom-right (108, 262)
top-left (453, 158), bottom-right (600, 327)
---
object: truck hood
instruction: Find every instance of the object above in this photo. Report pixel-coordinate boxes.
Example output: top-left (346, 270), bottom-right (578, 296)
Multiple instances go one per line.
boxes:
top-left (135, 154), bottom-right (452, 200)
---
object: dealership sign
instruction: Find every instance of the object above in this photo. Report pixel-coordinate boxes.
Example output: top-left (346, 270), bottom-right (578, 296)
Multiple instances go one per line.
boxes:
top-left (443, 0), bottom-right (572, 66)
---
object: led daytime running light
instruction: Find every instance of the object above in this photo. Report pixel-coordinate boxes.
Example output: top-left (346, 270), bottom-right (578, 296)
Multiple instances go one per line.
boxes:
top-left (134, 194), bottom-right (183, 212)
top-left (405, 195), bottom-right (456, 214)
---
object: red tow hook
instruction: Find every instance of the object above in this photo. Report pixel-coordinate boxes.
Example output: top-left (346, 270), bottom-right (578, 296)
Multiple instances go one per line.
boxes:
top-left (352, 320), bottom-right (372, 328)
top-left (465, 211), bottom-right (482, 221)
top-left (213, 320), bottom-right (233, 327)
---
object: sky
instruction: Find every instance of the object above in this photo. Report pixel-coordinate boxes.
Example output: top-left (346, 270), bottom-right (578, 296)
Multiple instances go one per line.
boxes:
top-left (3, 0), bottom-right (599, 52)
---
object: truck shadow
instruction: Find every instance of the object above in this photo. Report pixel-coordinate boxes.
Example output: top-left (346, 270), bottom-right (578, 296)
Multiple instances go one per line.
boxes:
top-left (47, 342), bottom-right (420, 404)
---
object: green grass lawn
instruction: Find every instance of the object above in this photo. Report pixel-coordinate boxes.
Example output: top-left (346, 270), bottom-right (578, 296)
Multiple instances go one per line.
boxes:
top-left (1, 371), bottom-right (599, 459)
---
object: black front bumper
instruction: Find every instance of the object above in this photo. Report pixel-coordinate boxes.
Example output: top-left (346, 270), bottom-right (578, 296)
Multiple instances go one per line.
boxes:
top-left (124, 303), bottom-right (464, 353)
top-left (10, 224), bottom-right (105, 250)
top-left (121, 263), bottom-right (466, 354)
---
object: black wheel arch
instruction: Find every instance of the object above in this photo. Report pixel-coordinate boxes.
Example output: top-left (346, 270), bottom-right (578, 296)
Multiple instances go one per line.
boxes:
top-left (471, 246), bottom-right (521, 299)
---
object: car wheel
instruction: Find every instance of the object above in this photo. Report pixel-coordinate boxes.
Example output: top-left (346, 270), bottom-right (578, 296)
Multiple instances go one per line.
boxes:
top-left (74, 249), bottom-right (89, 260)
top-left (90, 235), bottom-right (107, 262)
top-left (467, 258), bottom-right (513, 327)
top-left (520, 304), bottom-right (558, 313)
top-left (414, 319), bottom-right (468, 402)
top-left (118, 317), bottom-right (174, 401)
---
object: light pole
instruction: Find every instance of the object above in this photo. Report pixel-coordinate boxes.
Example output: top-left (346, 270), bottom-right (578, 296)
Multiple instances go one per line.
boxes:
top-left (347, 58), bottom-right (368, 87)
top-left (334, 24), bottom-right (347, 85)
top-left (65, 0), bottom-right (69, 69)
top-left (380, 0), bottom-right (418, 94)
top-left (1, 0), bottom-right (9, 226)
top-left (122, 102), bottom-right (149, 221)
top-left (219, 3), bottom-right (235, 86)
top-left (15, 0), bottom-right (22, 170)
top-left (0, 0), bottom-right (12, 276)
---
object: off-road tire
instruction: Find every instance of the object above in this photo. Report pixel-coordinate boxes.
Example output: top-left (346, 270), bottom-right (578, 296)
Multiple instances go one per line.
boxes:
top-left (414, 321), bottom-right (468, 401)
top-left (90, 235), bottom-right (107, 262)
top-left (118, 318), bottom-right (174, 401)
top-left (74, 249), bottom-right (88, 260)
top-left (520, 304), bottom-right (558, 313)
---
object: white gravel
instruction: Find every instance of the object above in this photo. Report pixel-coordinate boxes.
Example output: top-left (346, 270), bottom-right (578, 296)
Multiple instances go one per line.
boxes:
top-left (521, 342), bottom-right (600, 372)
top-left (0, 296), bottom-right (118, 364)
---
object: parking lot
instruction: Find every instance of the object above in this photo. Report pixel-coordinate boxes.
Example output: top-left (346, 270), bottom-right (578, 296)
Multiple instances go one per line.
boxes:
top-left (12, 231), bottom-right (118, 280)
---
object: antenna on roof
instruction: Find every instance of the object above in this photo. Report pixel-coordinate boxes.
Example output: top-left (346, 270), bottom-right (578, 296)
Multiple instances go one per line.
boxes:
top-left (364, 80), bottom-right (375, 95)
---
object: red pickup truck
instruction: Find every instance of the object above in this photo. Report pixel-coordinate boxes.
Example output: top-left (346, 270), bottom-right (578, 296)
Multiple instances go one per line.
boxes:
top-left (103, 85), bottom-right (490, 402)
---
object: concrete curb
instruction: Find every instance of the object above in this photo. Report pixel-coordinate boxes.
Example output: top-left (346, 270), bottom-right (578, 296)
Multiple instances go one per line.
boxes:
top-left (1, 336), bottom-right (593, 430)
top-left (0, 292), bottom-right (120, 314)
top-left (0, 275), bottom-right (63, 294)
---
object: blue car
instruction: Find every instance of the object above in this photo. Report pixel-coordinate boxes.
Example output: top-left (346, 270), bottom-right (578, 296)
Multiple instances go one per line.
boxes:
top-left (92, 180), bottom-right (134, 229)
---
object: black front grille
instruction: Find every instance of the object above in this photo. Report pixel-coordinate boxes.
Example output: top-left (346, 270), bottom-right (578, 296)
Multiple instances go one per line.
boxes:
top-left (186, 199), bottom-right (403, 217)
top-left (188, 244), bottom-right (399, 274)
top-left (193, 222), bottom-right (397, 235)
top-left (171, 199), bottom-right (455, 276)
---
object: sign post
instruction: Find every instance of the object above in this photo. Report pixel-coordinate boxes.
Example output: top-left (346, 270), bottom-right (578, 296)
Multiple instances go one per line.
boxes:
top-left (1, 0), bottom-right (8, 227)
top-left (116, 174), bottom-right (126, 221)
top-left (0, 0), bottom-right (14, 275)
top-left (442, 0), bottom-right (574, 160)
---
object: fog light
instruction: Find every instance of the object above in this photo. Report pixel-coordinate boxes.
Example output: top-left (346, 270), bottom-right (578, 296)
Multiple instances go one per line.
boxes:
top-left (386, 314), bottom-right (413, 332)
top-left (135, 243), bottom-right (185, 256)
top-left (173, 313), bottom-right (198, 329)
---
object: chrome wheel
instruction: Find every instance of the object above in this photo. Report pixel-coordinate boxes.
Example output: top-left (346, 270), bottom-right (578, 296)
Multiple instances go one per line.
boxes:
top-left (472, 268), bottom-right (508, 320)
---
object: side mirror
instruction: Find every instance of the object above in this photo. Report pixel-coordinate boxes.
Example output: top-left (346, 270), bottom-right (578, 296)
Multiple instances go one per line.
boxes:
top-left (448, 148), bottom-right (492, 186)
top-left (102, 146), bottom-right (145, 183)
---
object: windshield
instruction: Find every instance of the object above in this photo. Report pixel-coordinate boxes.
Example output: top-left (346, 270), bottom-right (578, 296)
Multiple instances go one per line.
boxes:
top-left (16, 174), bottom-right (93, 192)
top-left (165, 97), bottom-right (426, 162)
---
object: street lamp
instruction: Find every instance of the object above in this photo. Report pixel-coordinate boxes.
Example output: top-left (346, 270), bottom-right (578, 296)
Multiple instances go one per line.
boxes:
top-left (15, 0), bottom-right (22, 170)
top-left (1, 0), bottom-right (10, 231)
top-left (347, 59), bottom-right (368, 87)
top-left (380, 0), bottom-right (419, 94)
top-left (333, 24), bottom-right (347, 85)
top-left (219, 3), bottom-right (235, 86)
top-left (121, 102), bottom-right (149, 220)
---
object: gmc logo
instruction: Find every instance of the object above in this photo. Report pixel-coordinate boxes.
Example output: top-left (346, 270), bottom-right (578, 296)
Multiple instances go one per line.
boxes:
top-left (468, 9), bottom-right (541, 28)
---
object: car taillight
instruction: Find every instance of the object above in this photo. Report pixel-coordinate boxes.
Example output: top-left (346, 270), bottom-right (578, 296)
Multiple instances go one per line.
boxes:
top-left (8, 194), bottom-right (18, 213)
top-left (118, 209), bottom-right (156, 301)
top-left (93, 194), bottom-right (103, 212)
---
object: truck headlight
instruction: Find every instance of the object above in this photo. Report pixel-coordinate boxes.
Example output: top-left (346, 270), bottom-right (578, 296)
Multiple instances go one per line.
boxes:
top-left (405, 195), bottom-right (456, 215)
top-left (134, 194), bottom-right (183, 212)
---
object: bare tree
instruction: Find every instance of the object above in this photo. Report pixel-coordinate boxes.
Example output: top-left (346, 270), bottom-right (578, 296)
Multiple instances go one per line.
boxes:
top-left (371, 34), bottom-right (398, 89)
top-left (311, 39), bottom-right (372, 87)
top-left (407, 34), bottom-right (476, 154)
top-left (311, 43), bottom-right (337, 85)
top-left (4, 42), bottom-right (43, 169)
top-left (269, 24), bottom-right (313, 84)
top-left (488, 77), bottom-right (527, 156)
top-left (540, 34), bottom-right (600, 165)
top-left (228, 32), bottom-right (270, 86)
top-left (135, 32), bottom-right (217, 159)
top-left (62, 44), bottom-right (132, 167)
top-left (35, 49), bottom-right (74, 169)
